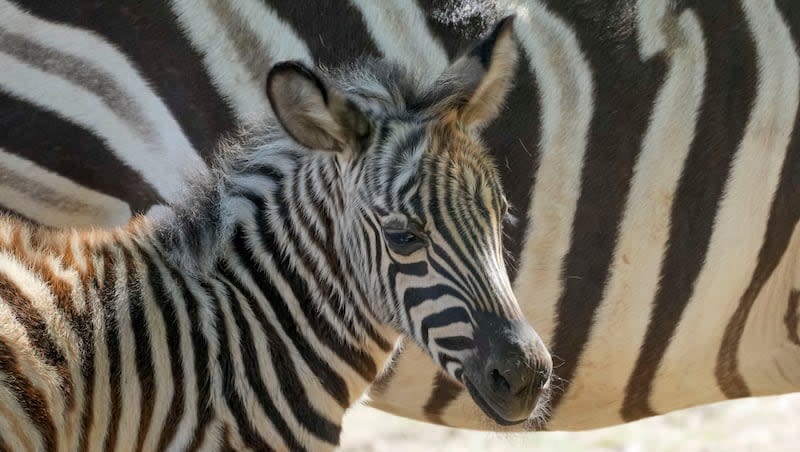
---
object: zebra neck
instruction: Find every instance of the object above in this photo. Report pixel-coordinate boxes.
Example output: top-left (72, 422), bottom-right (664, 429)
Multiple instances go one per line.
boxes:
top-left (128, 211), bottom-right (400, 449)
top-left (201, 220), bottom-right (399, 447)
top-left (149, 148), bottom-right (402, 440)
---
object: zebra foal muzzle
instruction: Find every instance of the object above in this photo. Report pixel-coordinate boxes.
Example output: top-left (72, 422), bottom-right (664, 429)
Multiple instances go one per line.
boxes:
top-left (462, 313), bottom-right (552, 425)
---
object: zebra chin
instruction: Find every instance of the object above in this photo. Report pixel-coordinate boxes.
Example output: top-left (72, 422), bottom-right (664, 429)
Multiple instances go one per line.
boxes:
top-left (456, 315), bottom-right (553, 426)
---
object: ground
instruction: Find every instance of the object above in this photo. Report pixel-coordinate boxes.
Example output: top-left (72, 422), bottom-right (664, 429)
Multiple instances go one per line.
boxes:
top-left (340, 393), bottom-right (800, 451)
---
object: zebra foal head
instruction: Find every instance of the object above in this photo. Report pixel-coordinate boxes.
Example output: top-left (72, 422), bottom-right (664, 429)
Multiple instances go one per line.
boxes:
top-left (265, 17), bottom-right (551, 425)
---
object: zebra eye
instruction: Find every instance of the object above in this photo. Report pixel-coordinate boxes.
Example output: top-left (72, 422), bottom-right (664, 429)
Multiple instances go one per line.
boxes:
top-left (384, 229), bottom-right (426, 255)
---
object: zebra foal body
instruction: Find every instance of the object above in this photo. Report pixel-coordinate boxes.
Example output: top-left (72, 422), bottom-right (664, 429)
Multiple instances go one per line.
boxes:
top-left (0, 217), bottom-right (397, 451)
top-left (0, 221), bottom-right (215, 451)
top-left (0, 19), bottom-right (551, 451)
top-left (5, 0), bottom-right (800, 436)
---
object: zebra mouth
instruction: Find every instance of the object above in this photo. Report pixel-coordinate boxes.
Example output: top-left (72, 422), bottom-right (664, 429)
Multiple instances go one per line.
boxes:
top-left (462, 376), bottom-right (529, 426)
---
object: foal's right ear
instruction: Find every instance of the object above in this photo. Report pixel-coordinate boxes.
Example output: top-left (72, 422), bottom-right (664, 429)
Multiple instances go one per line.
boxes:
top-left (267, 61), bottom-right (370, 153)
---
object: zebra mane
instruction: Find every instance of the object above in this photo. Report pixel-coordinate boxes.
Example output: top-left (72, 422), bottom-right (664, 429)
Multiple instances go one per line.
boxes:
top-left (152, 123), bottom-right (288, 274)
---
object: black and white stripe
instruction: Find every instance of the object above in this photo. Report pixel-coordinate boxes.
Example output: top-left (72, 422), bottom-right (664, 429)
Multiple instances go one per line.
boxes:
top-left (0, 20), bottom-right (551, 449)
top-left (2, 0), bottom-right (800, 434)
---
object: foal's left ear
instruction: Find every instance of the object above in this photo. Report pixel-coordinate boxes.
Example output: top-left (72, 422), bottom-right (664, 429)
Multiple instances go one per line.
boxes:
top-left (267, 61), bottom-right (370, 153)
top-left (429, 16), bottom-right (518, 130)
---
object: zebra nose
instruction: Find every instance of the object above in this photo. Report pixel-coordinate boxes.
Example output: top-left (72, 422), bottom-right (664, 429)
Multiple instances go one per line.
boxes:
top-left (478, 321), bottom-right (552, 422)
top-left (486, 349), bottom-right (551, 397)
top-left (464, 312), bottom-right (552, 424)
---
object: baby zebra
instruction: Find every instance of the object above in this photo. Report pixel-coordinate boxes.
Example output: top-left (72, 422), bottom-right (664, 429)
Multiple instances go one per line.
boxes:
top-left (0, 18), bottom-right (551, 451)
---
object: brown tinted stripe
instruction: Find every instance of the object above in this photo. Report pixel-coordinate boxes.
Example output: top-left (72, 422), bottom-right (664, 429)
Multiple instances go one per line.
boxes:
top-left (74, 290), bottom-right (96, 452)
top-left (122, 248), bottom-right (157, 452)
top-left (23, 257), bottom-right (78, 410)
top-left (0, 338), bottom-right (57, 451)
top-left (9, 228), bottom-right (27, 257)
top-left (26, 253), bottom-right (76, 318)
top-left (99, 249), bottom-right (122, 452)
top-left (0, 271), bottom-right (74, 410)
top-left (18, 0), bottom-right (236, 160)
top-left (64, 238), bottom-right (97, 452)
top-left (0, 92), bottom-right (159, 214)
top-left (69, 237), bottom-right (96, 452)
top-left (60, 238), bottom-right (78, 279)
top-left (74, 242), bottom-right (100, 304)
top-left (422, 372), bottom-right (462, 425)
top-left (715, 1), bottom-right (800, 399)
top-left (543, 0), bottom-right (667, 410)
top-left (83, 242), bottom-right (99, 281)
top-left (622, 2), bottom-right (757, 419)
top-left (266, 0), bottom-right (380, 66)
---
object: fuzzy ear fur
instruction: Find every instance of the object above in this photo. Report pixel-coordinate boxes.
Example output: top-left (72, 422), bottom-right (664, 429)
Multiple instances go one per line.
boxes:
top-left (426, 16), bottom-right (519, 129)
top-left (266, 62), bottom-right (370, 152)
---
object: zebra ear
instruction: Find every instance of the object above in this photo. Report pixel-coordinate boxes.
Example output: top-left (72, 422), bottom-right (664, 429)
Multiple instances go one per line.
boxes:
top-left (267, 61), bottom-right (370, 153)
top-left (429, 16), bottom-right (518, 129)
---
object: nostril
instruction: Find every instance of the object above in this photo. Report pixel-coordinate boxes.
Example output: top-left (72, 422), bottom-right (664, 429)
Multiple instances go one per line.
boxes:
top-left (490, 368), bottom-right (511, 394)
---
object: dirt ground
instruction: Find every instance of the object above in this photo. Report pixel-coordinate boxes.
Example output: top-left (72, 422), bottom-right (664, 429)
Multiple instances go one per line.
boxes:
top-left (340, 393), bottom-right (800, 451)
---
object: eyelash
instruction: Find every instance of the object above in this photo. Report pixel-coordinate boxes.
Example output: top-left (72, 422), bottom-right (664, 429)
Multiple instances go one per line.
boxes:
top-left (383, 222), bottom-right (427, 255)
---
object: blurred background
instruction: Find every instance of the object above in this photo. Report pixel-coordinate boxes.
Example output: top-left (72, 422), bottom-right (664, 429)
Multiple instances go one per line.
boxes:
top-left (340, 393), bottom-right (800, 451)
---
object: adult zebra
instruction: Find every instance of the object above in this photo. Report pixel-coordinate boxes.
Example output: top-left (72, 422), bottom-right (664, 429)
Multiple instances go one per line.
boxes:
top-left (1, 0), bottom-right (799, 432)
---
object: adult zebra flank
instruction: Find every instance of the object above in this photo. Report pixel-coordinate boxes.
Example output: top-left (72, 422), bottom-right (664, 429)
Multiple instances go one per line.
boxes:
top-left (1, 0), bottom-right (800, 434)
top-left (0, 19), bottom-right (555, 451)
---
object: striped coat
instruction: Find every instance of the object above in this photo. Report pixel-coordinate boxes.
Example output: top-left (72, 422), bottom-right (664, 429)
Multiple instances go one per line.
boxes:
top-left (0, 25), bottom-right (553, 448)
top-left (1, 0), bottom-right (799, 432)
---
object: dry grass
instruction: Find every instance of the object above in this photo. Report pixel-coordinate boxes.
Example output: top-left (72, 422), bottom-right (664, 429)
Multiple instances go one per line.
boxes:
top-left (340, 393), bottom-right (800, 451)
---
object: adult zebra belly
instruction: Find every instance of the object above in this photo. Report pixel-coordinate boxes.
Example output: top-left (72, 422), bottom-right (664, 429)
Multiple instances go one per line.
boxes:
top-left (1, 0), bottom-right (800, 432)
